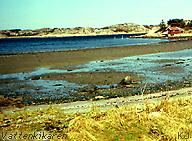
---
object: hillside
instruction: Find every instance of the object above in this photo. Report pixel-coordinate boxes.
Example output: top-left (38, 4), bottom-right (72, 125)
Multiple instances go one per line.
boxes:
top-left (0, 23), bottom-right (148, 38)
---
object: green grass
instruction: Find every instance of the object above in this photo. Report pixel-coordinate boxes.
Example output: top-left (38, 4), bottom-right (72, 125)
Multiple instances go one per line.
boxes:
top-left (1, 95), bottom-right (192, 141)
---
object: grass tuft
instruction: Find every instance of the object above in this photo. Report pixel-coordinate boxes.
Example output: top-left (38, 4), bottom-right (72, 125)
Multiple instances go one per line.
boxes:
top-left (1, 95), bottom-right (192, 141)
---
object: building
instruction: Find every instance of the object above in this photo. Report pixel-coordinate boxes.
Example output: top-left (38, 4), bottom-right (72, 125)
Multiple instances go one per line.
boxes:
top-left (165, 26), bottom-right (184, 35)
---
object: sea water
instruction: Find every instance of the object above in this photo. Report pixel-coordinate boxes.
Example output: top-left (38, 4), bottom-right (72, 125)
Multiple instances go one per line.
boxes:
top-left (0, 34), bottom-right (168, 54)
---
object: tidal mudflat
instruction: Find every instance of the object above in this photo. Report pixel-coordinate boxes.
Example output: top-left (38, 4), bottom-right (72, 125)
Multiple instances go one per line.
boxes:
top-left (0, 47), bottom-right (192, 106)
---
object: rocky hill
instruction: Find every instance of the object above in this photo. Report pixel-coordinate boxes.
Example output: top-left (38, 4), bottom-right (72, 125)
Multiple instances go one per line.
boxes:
top-left (0, 23), bottom-right (148, 38)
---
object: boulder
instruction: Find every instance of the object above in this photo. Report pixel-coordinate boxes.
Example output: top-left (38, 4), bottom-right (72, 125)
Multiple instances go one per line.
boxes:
top-left (119, 76), bottom-right (133, 85)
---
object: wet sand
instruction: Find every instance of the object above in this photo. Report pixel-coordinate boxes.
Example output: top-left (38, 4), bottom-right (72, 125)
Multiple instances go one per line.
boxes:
top-left (0, 40), bottom-right (192, 74)
top-left (41, 72), bottom-right (141, 85)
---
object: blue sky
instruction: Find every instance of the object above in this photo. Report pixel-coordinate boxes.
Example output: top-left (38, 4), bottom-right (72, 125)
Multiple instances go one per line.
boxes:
top-left (0, 0), bottom-right (191, 30)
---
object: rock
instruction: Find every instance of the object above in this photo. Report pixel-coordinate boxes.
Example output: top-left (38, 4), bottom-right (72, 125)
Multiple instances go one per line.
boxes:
top-left (53, 84), bottom-right (62, 86)
top-left (95, 96), bottom-right (105, 99)
top-left (52, 28), bottom-right (65, 34)
top-left (119, 76), bottom-right (133, 85)
top-left (164, 80), bottom-right (173, 88)
top-left (175, 61), bottom-right (185, 64)
top-left (164, 64), bottom-right (172, 67)
top-left (183, 81), bottom-right (191, 87)
top-left (18, 30), bottom-right (38, 36)
top-left (30, 76), bottom-right (41, 80)
top-left (103, 23), bottom-right (148, 33)
top-left (125, 84), bottom-right (135, 88)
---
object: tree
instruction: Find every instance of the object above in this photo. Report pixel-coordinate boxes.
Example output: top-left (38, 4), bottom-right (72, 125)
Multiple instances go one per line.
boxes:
top-left (187, 21), bottom-right (192, 28)
top-left (160, 20), bottom-right (166, 27)
top-left (159, 20), bottom-right (166, 32)
top-left (167, 19), bottom-right (185, 27)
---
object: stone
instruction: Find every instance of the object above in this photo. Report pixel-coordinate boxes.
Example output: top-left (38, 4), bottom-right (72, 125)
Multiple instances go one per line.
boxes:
top-left (125, 84), bottom-right (135, 88)
top-left (175, 61), bottom-right (185, 64)
top-left (119, 76), bottom-right (133, 85)
top-left (30, 76), bottom-right (41, 80)
top-left (164, 64), bottom-right (172, 67)
top-left (95, 96), bottom-right (105, 99)
top-left (53, 84), bottom-right (62, 86)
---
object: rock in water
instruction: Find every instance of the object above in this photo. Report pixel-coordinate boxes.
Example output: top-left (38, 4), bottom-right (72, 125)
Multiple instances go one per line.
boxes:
top-left (119, 76), bottom-right (133, 85)
top-left (30, 76), bottom-right (41, 80)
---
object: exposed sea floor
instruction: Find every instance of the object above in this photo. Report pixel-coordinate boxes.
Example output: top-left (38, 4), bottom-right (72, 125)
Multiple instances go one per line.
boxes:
top-left (0, 49), bottom-right (192, 105)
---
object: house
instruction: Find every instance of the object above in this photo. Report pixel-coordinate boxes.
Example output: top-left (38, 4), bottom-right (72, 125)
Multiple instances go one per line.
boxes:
top-left (165, 26), bottom-right (184, 35)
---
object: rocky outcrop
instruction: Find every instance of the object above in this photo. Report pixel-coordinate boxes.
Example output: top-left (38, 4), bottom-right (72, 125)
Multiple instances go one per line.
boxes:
top-left (18, 30), bottom-right (39, 36)
top-left (103, 23), bottom-right (149, 33)
top-left (0, 33), bottom-right (8, 38)
top-left (0, 29), bottom-right (38, 37)
top-left (0, 23), bottom-right (148, 38)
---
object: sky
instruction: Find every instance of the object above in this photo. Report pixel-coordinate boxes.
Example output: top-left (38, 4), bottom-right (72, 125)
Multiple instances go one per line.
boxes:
top-left (0, 0), bottom-right (191, 30)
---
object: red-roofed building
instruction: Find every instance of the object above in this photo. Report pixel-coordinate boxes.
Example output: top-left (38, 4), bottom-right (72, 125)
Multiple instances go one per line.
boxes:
top-left (166, 26), bottom-right (184, 35)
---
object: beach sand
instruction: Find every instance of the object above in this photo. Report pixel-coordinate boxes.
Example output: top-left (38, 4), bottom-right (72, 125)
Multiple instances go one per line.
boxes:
top-left (0, 40), bottom-right (192, 74)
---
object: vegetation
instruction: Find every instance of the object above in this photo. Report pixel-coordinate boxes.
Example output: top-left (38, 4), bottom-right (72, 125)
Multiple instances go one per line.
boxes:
top-left (167, 19), bottom-right (186, 28)
top-left (1, 94), bottom-right (192, 141)
top-left (159, 20), bottom-right (167, 32)
top-left (187, 21), bottom-right (192, 28)
top-left (158, 18), bottom-right (192, 32)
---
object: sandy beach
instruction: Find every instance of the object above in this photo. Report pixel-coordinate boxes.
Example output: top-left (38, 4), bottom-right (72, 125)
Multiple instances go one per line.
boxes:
top-left (0, 40), bottom-right (192, 74)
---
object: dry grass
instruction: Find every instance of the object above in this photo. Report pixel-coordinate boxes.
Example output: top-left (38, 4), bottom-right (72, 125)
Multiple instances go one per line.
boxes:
top-left (1, 95), bottom-right (192, 141)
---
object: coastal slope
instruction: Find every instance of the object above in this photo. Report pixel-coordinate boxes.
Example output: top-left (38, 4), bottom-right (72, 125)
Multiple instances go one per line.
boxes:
top-left (0, 23), bottom-right (148, 38)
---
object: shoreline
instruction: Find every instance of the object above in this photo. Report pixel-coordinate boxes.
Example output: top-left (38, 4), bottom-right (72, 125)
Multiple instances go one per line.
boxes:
top-left (0, 36), bottom-right (191, 56)
top-left (0, 40), bottom-right (192, 74)
top-left (2, 87), bottom-right (192, 113)
top-left (0, 32), bottom-right (146, 39)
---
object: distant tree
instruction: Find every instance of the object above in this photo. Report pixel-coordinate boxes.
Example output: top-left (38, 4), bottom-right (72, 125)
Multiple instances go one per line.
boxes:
top-left (187, 21), bottom-right (192, 27)
top-left (167, 19), bottom-right (185, 27)
top-left (160, 20), bottom-right (166, 27)
top-left (159, 20), bottom-right (166, 32)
